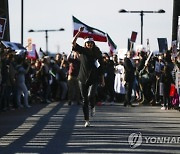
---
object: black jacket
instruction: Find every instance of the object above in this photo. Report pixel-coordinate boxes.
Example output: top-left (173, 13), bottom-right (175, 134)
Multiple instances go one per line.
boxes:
top-left (73, 44), bottom-right (104, 85)
top-left (123, 57), bottom-right (135, 82)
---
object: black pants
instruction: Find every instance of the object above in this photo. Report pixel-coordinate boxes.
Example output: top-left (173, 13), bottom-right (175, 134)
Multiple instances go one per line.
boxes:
top-left (124, 81), bottom-right (133, 106)
top-left (79, 81), bottom-right (98, 121)
top-left (142, 82), bottom-right (153, 102)
top-left (105, 79), bottom-right (115, 102)
top-left (42, 81), bottom-right (51, 103)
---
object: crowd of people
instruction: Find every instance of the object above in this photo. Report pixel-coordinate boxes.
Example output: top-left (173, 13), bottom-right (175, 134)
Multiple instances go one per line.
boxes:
top-left (0, 37), bottom-right (180, 124)
top-left (98, 49), bottom-right (180, 109)
top-left (0, 45), bottom-right (74, 110)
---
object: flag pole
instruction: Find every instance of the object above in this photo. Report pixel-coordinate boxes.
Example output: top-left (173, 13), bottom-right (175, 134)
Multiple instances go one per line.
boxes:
top-left (147, 39), bottom-right (150, 53)
top-left (130, 41), bottom-right (133, 51)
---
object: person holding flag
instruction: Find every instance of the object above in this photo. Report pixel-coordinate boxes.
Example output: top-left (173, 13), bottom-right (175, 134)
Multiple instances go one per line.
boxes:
top-left (72, 26), bottom-right (105, 127)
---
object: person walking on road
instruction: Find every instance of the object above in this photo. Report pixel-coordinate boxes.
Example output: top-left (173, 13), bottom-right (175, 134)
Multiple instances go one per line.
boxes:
top-left (72, 27), bottom-right (105, 127)
top-left (123, 51), bottom-right (136, 107)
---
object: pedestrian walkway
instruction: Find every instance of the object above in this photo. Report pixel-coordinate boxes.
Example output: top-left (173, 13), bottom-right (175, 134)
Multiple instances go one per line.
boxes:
top-left (0, 102), bottom-right (180, 153)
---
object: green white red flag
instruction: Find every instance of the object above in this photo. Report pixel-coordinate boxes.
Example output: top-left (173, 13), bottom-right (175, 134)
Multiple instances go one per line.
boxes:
top-left (106, 34), bottom-right (117, 55)
top-left (72, 16), bottom-right (107, 42)
top-left (72, 16), bottom-right (117, 53)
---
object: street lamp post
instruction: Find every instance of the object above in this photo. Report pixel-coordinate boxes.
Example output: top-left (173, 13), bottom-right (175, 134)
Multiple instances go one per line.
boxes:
top-left (119, 9), bottom-right (165, 45)
top-left (28, 28), bottom-right (65, 53)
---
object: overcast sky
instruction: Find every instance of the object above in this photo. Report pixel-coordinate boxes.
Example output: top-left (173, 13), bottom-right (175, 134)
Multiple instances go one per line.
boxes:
top-left (8, 0), bottom-right (173, 54)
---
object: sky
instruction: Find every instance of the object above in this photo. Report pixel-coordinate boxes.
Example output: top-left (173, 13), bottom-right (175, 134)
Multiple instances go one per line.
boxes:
top-left (8, 0), bottom-right (173, 54)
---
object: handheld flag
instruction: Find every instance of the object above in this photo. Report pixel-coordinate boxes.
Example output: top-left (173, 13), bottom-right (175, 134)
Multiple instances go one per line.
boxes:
top-left (72, 16), bottom-right (107, 42)
top-left (106, 34), bottom-right (117, 55)
top-left (72, 16), bottom-right (117, 53)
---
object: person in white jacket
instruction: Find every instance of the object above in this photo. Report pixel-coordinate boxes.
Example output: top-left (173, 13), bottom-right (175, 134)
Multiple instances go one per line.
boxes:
top-left (114, 59), bottom-right (126, 102)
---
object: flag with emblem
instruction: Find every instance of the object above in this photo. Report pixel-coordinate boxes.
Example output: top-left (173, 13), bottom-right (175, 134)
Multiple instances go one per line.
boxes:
top-left (72, 16), bottom-right (117, 53)
top-left (72, 16), bottom-right (107, 42)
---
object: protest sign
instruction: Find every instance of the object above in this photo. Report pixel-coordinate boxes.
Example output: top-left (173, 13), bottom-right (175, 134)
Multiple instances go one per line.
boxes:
top-left (0, 18), bottom-right (7, 39)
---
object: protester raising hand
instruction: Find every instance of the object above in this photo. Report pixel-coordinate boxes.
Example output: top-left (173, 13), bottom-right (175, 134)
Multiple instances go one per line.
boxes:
top-left (72, 27), bottom-right (84, 47)
top-left (72, 26), bottom-right (105, 127)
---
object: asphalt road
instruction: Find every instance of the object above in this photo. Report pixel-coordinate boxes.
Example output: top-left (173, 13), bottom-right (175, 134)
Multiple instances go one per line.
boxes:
top-left (0, 102), bottom-right (180, 154)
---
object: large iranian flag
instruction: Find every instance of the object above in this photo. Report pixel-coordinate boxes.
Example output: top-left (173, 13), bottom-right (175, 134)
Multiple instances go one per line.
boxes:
top-left (72, 16), bottom-right (117, 53)
top-left (73, 16), bottom-right (107, 42)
